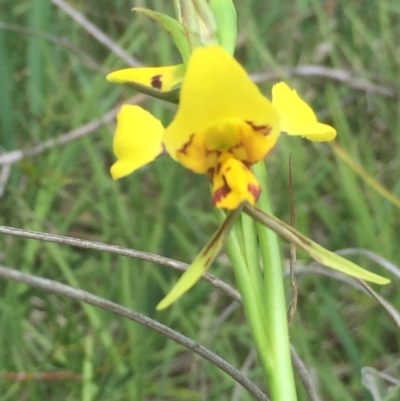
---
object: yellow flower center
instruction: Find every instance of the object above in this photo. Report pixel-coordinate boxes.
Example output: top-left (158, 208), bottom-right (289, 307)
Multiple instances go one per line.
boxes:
top-left (175, 119), bottom-right (264, 209)
top-left (204, 119), bottom-right (241, 151)
top-left (109, 46), bottom-right (336, 210)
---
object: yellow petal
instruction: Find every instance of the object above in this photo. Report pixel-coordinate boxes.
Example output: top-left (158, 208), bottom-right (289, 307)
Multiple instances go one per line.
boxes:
top-left (212, 155), bottom-right (260, 210)
top-left (176, 118), bottom-right (279, 174)
top-left (164, 46), bottom-right (280, 159)
top-left (202, 118), bottom-right (278, 164)
top-left (238, 120), bottom-right (279, 164)
top-left (175, 130), bottom-right (209, 173)
top-left (106, 64), bottom-right (185, 101)
top-left (272, 82), bottom-right (337, 142)
top-left (110, 105), bottom-right (164, 179)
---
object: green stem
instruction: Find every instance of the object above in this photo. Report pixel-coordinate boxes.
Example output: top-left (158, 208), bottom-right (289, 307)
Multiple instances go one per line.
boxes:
top-left (239, 213), bottom-right (264, 296)
top-left (216, 210), bottom-right (272, 386)
top-left (254, 162), bottom-right (298, 401)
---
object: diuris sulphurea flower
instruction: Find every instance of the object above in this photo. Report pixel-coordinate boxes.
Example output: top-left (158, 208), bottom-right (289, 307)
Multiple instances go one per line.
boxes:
top-left (109, 45), bottom-right (336, 210)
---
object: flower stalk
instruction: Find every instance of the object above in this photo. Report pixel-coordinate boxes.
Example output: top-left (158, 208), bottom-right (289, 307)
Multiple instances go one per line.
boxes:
top-left (255, 161), bottom-right (298, 401)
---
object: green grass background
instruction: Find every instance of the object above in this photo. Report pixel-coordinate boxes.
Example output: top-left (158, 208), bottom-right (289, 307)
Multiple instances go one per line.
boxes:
top-left (0, 0), bottom-right (399, 400)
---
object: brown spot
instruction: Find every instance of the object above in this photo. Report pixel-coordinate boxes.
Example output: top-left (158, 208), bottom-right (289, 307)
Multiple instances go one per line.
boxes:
top-left (213, 176), bottom-right (231, 205)
top-left (178, 133), bottom-right (195, 155)
top-left (248, 184), bottom-right (261, 201)
top-left (245, 120), bottom-right (272, 136)
top-left (151, 74), bottom-right (162, 89)
top-left (231, 142), bottom-right (243, 150)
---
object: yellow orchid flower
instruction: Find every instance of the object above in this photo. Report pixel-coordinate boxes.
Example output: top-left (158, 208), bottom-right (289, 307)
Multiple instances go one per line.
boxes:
top-left (110, 46), bottom-right (336, 210)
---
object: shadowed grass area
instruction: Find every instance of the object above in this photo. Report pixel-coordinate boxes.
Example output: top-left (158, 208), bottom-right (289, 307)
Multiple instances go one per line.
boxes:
top-left (0, 0), bottom-right (399, 400)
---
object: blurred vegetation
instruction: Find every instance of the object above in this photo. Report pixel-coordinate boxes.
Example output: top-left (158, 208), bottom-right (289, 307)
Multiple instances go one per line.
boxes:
top-left (0, 0), bottom-right (399, 400)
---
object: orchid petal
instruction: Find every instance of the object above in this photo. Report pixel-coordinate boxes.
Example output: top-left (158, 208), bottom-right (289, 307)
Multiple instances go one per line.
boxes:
top-left (111, 105), bottom-right (164, 179)
top-left (164, 46), bottom-right (280, 159)
top-left (107, 64), bottom-right (185, 102)
top-left (272, 82), bottom-right (336, 141)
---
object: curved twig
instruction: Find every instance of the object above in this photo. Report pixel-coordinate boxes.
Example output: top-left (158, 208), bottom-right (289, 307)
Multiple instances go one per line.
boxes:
top-left (251, 65), bottom-right (397, 99)
top-left (290, 345), bottom-right (320, 401)
top-left (51, 0), bottom-right (141, 67)
top-left (0, 96), bottom-right (144, 167)
top-left (0, 224), bottom-right (320, 398)
top-left (0, 225), bottom-right (241, 302)
top-left (0, 21), bottom-right (103, 72)
top-left (0, 265), bottom-right (268, 401)
top-left (337, 248), bottom-right (400, 279)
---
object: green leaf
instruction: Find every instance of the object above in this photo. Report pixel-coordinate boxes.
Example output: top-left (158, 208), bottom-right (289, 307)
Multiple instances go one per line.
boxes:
top-left (244, 204), bottom-right (390, 285)
top-left (156, 206), bottom-right (243, 310)
top-left (134, 8), bottom-right (201, 63)
top-left (383, 384), bottom-right (400, 401)
top-left (210, 0), bottom-right (237, 54)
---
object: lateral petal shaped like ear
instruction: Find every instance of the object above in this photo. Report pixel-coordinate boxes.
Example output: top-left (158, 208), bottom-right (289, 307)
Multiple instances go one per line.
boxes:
top-left (106, 64), bottom-right (185, 102)
top-left (111, 105), bottom-right (164, 179)
top-left (272, 82), bottom-right (337, 142)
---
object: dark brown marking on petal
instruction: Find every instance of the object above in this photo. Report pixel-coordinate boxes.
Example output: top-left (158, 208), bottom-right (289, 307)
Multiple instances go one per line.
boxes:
top-left (213, 176), bottom-right (231, 206)
top-left (161, 142), bottom-right (168, 155)
top-left (228, 142), bottom-right (244, 155)
top-left (213, 185), bottom-right (231, 205)
top-left (245, 120), bottom-right (272, 136)
top-left (151, 74), bottom-right (162, 89)
top-left (206, 149), bottom-right (221, 158)
top-left (240, 161), bottom-right (252, 170)
top-left (248, 184), bottom-right (261, 201)
top-left (178, 133), bottom-right (195, 155)
top-left (231, 142), bottom-right (243, 149)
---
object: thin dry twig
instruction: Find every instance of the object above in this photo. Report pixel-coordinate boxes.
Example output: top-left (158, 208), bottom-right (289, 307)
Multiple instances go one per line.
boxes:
top-left (288, 155), bottom-right (298, 324)
top-left (286, 262), bottom-right (400, 329)
top-left (0, 95), bottom-right (145, 167)
top-left (357, 280), bottom-right (400, 329)
top-left (0, 224), bottom-right (324, 399)
top-left (0, 21), bottom-right (103, 72)
top-left (231, 348), bottom-right (259, 401)
top-left (0, 164), bottom-right (11, 198)
top-left (0, 225), bottom-right (241, 302)
top-left (337, 248), bottom-right (400, 279)
top-left (0, 264), bottom-right (268, 401)
top-left (51, 0), bottom-right (141, 67)
top-left (251, 65), bottom-right (397, 99)
top-left (290, 345), bottom-right (320, 401)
